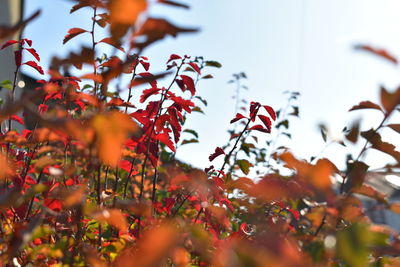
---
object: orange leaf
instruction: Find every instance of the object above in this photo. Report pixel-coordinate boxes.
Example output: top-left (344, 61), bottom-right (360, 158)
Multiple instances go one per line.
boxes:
top-left (355, 44), bottom-right (398, 64)
top-left (91, 111), bottom-right (140, 167)
top-left (109, 0), bottom-right (147, 25)
top-left (113, 223), bottom-right (178, 267)
top-left (0, 153), bottom-right (15, 179)
top-left (93, 209), bottom-right (128, 232)
top-left (63, 27), bottom-right (88, 44)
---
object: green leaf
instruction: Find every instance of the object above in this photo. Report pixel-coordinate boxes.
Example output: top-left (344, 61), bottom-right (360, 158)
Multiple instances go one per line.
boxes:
top-left (205, 60), bottom-right (222, 68)
top-left (319, 124), bottom-right (327, 142)
top-left (183, 129), bottom-right (199, 138)
top-left (0, 80), bottom-right (13, 90)
top-left (276, 120), bottom-right (289, 129)
top-left (236, 159), bottom-right (253, 175)
top-left (202, 74), bottom-right (214, 79)
top-left (181, 139), bottom-right (199, 145)
top-left (337, 223), bottom-right (389, 267)
top-left (337, 224), bottom-right (370, 267)
top-left (191, 106), bottom-right (204, 114)
top-left (195, 96), bottom-right (208, 106)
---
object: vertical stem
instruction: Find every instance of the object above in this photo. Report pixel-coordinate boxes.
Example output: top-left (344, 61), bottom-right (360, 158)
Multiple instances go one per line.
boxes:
top-left (90, 7), bottom-right (98, 96)
top-left (138, 60), bottom-right (185, 201)
top-left (96, 164), bottom-right (102, 249)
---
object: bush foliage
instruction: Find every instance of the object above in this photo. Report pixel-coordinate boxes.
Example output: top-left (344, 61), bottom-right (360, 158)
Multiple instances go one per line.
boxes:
top-left (0, 1), bottom-right (400, 266)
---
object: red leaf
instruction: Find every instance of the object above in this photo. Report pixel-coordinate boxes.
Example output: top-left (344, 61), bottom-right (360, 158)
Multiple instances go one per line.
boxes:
top-left (249, 124), bottom-right (270, 133)
top-left (158, 0), bottom-right (190, 9)
top-left (14, 50), bottom-right (22, 67)
top-left (188, 62), bottom-right (201, 74)
top-left (258, 115), bottom-right (272, 131)
top-left (26, 48), bottom-right (40, 61)
top-left (155, 132), bottom-right (176, 152)
top-left (44, 199), bottom-right (62, 212)
top-left (355, 45), bottom-right (398, 64)
top-left (230, 113), bottom-right (246, 124)
top-left (167, 54), bottom-right (182, 63)
top-left (140, 60), bottom-right (150, 71)
top-left (98, 37), bottom-right (125, 52)
top-left (119, 160), bottom-right (133, 173)
top-left (263, 105), bottom-right (276, 121)
top-left (249, 101), bottom-right (260, 121)
top-left (38, 104), bottom-right (49, 113)
top-left (1, 40), bottom-right (18, 50)
top-left (209, 147), bottom-right (225, 162)
top-left (165, 197), bottom-right (176, 214)
top-left (171, 96), bottom-right (194, 113)
top-left (180, 75), bottom-right (195, 95)
top-left (63, 28), bottom-right (88, 44)
top-left (140, 88), bottom-right (160, 103)
top-left (24, 61), bottom-right (44, 75)
top-left (11, 115), bottom-right (24, 125)
top-left (287, 209), bottom-right (300, 220)
top-left (21, 38), bottom-right (32, 46)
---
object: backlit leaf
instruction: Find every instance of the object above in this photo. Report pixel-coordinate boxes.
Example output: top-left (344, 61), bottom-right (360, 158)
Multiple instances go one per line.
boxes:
top-left (355, 44), bottom-right (398, 64)
top-left (63, 27), bottom-right (88, 44)
top-left (349, 100), bottom-right (382, 112)
top-left (209, 147), bottom-right (225, 162)
top-left (24, 61), bottom-right (44, 75)
top-left (91, 111), bottom-right (140, 167)
top-left (92, 209), bottom-right (128, 232)
top-left (387, 124), bottom-right (400, 134)
top-left (109, 0), bottom-right (147, 25)
top-left (380, 86), bottom-right (400, 116)
top-left (237, 159), bottom-right (253, 175)
top-left (205, 60), bottom-right (222, 68)
top-left (158, 0), bottom-right (190, 9)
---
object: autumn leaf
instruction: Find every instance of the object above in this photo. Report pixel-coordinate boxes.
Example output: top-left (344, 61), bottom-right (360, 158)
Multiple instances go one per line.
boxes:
top-left (91, 111), bottom-right (140, 167)
top-left (349, 101), bottom-right (383, 112)
top-left (0, 40), bottom-right (18, 50)
top-left (380, 86), bottom-right (400, 116)
top-left (237, 159), bottom-right (253, 175)
top-left (258, 115), bottom-right (272, 131)
top-left (24, 61), bottom-right (44, 75)
top-left (188, 62), bottom-right (201, 74)
top-left (263, 105), bottom-right (276, 120)
top-left (26, 48), bottom-right (40, 61)
top-left (167, 54), bottom-right (182, 63)
top-left (355, 44), bottom-right (398, 64)
top-left (63, 27), bottom-right (88, 44)
top-left (387, 124), bottom-right (400, 134)
top-left (158, 0), bottom-right (190, 9)
top-left (230, 113), bottom-right (246, 124)
top-left (132, 18), bottom-right (198, 49)
top-left (209, 147), bottom-right (225, 162)
top-left (113, 223), bottom-right (178, 267)
top-left (92, 209), bottom-right (128, 232)
top-left (98, 37), bottom-right (125, 52)
top-left (0, 153), bottom-right (15, 179)
top-left (0, 10), bottom-right (40, 42)
top-left (109, 0), bottom-right (147, 25)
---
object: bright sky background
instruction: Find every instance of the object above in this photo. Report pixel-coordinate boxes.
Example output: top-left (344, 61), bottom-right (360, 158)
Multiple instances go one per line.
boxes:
top-left (23, 0), bottom-right (400, 173)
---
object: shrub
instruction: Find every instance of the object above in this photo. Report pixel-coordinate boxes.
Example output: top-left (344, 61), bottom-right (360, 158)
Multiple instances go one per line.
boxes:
top-left (0, 1), bottom-right (399, 266)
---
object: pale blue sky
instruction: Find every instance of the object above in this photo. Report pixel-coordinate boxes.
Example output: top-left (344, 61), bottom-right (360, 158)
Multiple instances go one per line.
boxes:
top-left (23, 0), bottom-right (400, 171)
